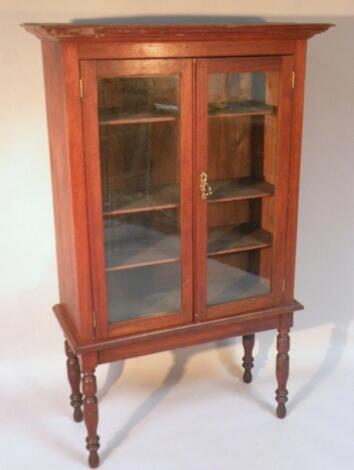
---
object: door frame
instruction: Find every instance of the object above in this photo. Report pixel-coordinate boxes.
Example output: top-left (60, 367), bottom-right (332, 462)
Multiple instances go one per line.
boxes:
top-left (194, 55), bottom-right (294, 321)
top-left (80, 58), bottom-right (194, 338)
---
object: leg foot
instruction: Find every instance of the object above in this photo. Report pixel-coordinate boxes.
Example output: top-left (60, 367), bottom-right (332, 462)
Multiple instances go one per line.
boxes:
top-left (275, 327), bottom-right (290, 419)
top-left (242, 334), bottom-right (255, 384)
top-left (83, 368), bottom-right (100, 468)
top-left (276, 403), bottom-right (287, 419)
top-left (73, 407), bottom-right (84, 423)
top-left (65, 340), bottom-right (83, 422)
top-left (88, 446), bottom-right (100, 468)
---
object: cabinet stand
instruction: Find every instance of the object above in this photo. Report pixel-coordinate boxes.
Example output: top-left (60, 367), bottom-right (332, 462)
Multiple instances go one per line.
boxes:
top-left (58, 301), bottom-right (298, 467)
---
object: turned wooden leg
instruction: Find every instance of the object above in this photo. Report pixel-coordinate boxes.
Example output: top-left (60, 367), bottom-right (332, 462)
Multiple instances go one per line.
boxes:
top-left (64, 340), bottom-right (83, 423)
top-left (242, 334), bottom-right (255, 383)
top-left (275, 327), bottom-right (290, 419)
top-left (82, 368), bottom-right (100, 468)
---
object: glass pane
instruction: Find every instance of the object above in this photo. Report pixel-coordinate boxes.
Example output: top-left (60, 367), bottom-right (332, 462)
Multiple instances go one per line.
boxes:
top-left (104, 210), bottom-right (180, 270)
top-left (207, 199), bottom-right (273, 256)
top-left (207, 69), bottom-right (278, 306)
top-left (107, 263), bottom-right (181, 323)
top-left (97, 74), bottom-right (181, 323)
top-left (100, 123), bottom-right (179, 214)
top-left (207, 249), bottom-right (272, 306)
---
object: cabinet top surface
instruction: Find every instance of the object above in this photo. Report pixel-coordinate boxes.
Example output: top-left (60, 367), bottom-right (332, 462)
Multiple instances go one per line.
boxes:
top-left (22, 22), bottom-right (333, 42)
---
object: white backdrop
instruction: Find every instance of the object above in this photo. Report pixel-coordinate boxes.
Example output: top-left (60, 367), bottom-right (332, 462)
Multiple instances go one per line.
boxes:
top-left (1, 3), bottom-right (354, 469)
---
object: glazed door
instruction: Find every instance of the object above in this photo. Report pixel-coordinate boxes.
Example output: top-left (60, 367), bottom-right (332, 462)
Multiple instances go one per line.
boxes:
top-left (81, 59), bottom-right (193, 338)
top-left (195, 56), bottom-right (294, 320)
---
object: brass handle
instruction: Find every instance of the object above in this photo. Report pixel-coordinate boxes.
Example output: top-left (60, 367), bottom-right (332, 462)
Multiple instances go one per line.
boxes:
top-left (200, 172), bottom-right (213, 200)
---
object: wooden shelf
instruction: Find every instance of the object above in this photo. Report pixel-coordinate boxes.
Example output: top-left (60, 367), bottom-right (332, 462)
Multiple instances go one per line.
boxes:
top-left (103, 184), bottom-right (180, 216)
top-left (209, 100), bottom-right (276, 118)
top-left (208, 223), bottom-right (272, 256)
top-left (99, 109), bottom-right (177, 126)
top-left (105, 224), bottom-right (271, 271)
top-left (106, 256), bottom-right (179, 272)
top-left (208, 178), bottom-right (274, 203)
top-left (105, 228), bottom-right (180, 272)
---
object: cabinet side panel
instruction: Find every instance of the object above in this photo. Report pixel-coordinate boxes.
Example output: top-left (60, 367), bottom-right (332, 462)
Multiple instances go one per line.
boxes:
top-left (41, 41), bottom-right (93, 339)
top-left (284, 40), bottom-right (307, 300)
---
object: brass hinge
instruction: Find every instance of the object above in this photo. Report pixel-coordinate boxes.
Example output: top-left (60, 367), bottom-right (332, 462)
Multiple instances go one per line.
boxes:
top-left (93, 310), bottom-right (97, 330)
top-left (292, 71), bottom-right (295, 89)
top-left (282, 279), bottom-right (286, 292)
top-left (79, 78), bottom-right (83, 98)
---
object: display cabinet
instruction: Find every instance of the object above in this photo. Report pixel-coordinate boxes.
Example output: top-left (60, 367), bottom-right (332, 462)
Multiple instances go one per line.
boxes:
top-left (24, 22), bottom-right (331, 468)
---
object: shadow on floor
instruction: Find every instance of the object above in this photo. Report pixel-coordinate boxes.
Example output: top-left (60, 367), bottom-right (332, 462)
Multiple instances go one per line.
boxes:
top-left (100, 330), bottom-right (279, 461)
top-left (98, 361), bottom-right (125, 401)
top-left (101, 347), bottom-right (191, 461)
top-left (289, 320), bottom-right (351, 413)
top-left (99, 314), bottom-right (351, 463)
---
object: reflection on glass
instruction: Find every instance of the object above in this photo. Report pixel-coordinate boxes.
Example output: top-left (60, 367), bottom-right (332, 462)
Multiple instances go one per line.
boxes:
top-left (97, 75), bottom-right (182, 323)
top-left (207, 70), bottom-right (278, 305)
top-left (98, 76), bottom-right (180, 214)
top-left (207, 250), bottom-right (271, 306)
top-left (98, 76), bottom-right (179, 122)
top-left (107, 263), bottom-right (181, 323)
top-left (104, 210), bottom-right (180, 270)
top-left (208, 71), bottom-right (278, 187)
top-left (100, 123), bottom-right (180, 214)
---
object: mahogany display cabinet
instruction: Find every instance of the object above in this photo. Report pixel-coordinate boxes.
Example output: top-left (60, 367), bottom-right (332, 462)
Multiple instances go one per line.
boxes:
top-left (24, 22), bottom-right (332, 468)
